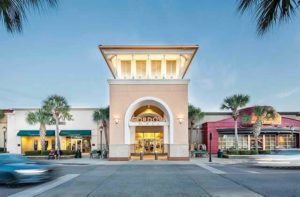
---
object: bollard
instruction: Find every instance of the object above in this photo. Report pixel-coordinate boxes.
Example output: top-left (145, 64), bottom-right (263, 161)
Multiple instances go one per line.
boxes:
top-left (155, 152), bottom-right (158, 160)
top-left (140, 152), bottom-right (143, 160)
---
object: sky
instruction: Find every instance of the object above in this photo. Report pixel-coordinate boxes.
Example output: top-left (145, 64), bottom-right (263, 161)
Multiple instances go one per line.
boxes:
top-left (1, 0), bottom-right (300, 112)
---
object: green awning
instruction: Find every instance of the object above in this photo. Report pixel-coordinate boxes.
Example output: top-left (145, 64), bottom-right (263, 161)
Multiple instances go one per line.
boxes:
top-left (17, 130), bottom-right (55, 136)
top-left (59, 130), bottom-right (91, 136)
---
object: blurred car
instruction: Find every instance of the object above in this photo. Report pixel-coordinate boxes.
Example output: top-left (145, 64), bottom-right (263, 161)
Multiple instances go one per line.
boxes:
top-left (252, 149), bottom-right (300, 167)
top-left (0, 153), bottom-right (56, 185)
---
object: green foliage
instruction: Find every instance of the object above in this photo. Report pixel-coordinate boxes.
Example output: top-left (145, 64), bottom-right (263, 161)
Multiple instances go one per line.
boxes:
top-left (43, 95), bottom-right (72, 121)
top-left (0, 0), bottom-right (58, 33)
top-left (26, 109), bottom-right (53, 125)
top-left (25, 150), bottom-right (75, 156)
top-left (259, 150), bottom-right (271, 154)
top-left (188, 104), bottom-right (204, 124)
top-left (253, 106), bottom-right (276, 121)
top-left (226, 149), bottom-right (239, 155)
top-left (237, 0), bottom-right (299, 35)
top-left (0, 110), bottom-right (4, 120)
top-left (0, 147), bottom-right (5, 153)
top-left (221, 94), bottom-right (250, 119)
top-left (93, 107), bottom-right (109, 122)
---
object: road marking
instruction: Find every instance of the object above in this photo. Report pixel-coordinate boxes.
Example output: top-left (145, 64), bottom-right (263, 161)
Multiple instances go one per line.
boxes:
top-left (194, 163), bottom-right (227, 174)
top-left (246, 170), bottom-right (260, 174)
top-left (8, 174), bottom-right (79, 197)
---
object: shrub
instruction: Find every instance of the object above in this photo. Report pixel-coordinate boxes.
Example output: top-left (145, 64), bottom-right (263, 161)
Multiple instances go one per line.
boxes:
top-left (0, 148), bottom-right (5, 153)
top-left (250, 150), bottom-right (258, 155)
top-left (226, 150), bottom-right (239, 155)
top-left (61, 150), bottom-right (76, 155)
top-left (238, 150), bottom-right (251, 155)
top-left (258, 150), bottom-right (271, 154)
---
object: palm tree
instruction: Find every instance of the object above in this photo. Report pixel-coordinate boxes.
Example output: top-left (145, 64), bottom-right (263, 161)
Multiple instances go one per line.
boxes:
top-left (43, 95), bottom-right (72, 155)
top-left (0, 0), bottom-right (58, 33)
top-left (188, 104), bottom-right (204, 149)
top-left (93, 107), bottom-right (109, 151)
top-left (221, 94), bottom-right (250, 150)
top-left (0, 110), bottom-right (4, 120)
top-left (237, 0), bottom-right (300, 35)
top-left (252, 106), bottom-right (276, 152)
top-left (26, 109), bottom-right (53, 153)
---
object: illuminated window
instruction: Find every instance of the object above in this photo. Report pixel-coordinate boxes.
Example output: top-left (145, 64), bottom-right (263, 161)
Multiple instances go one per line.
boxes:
top-left (151, 60), bottom-right (161, 79)
top-left (121, 60), bottom-right (131, 79)
top-left (136, 60), bottom-right (147, 79)
top-left (166, 60), bottom-right (176, 79)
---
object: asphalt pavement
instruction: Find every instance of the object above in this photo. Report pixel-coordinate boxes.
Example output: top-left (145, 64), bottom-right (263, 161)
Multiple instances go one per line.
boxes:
top-left (1, 160), bottom-right (300, 197)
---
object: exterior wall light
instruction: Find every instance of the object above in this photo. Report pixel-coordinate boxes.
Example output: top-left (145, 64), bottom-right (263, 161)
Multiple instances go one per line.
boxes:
top-left (177, 117), bottom-right (184, 124)
top-left (114, 117), bottom-right (120, 124)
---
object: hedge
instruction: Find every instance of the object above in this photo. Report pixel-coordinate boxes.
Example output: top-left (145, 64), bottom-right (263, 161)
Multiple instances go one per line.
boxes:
top-left (0, 148), bottom-right (5, 153)
top-left (225, 149), bottom-right (271, 155)
top-left (25, 150), bottom-right (76, 156)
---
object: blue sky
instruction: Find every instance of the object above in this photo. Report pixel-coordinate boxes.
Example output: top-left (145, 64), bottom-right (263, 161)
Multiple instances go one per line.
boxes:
top-left (1, 0), bottom-right (300, 112)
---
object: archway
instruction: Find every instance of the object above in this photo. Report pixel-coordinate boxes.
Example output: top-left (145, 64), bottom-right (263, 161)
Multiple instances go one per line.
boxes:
top-left (124, 97), bottom-right (174, 148)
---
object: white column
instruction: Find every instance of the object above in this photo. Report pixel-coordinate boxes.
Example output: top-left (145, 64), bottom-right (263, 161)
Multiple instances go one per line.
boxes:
top-left (162, 55), bottom-right (166, 79)
top-left (131, 55), bottom-right (136, 79)
top-left (116, 55), bottom-right (121, 79)
top-left (146, 55), bottom-right (151, 79)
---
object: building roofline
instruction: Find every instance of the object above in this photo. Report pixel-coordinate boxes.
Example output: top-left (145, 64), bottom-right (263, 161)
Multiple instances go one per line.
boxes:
top-left (98, 45), bottom-right (199, 50)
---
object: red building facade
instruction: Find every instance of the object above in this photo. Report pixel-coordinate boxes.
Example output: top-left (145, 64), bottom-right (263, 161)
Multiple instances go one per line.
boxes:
top-left (202, 107), bottom-right (300, 154)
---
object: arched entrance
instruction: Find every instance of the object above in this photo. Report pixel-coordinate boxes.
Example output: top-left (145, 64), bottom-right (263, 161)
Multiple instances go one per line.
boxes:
top-left (124, 97), bottom-right (174, 159)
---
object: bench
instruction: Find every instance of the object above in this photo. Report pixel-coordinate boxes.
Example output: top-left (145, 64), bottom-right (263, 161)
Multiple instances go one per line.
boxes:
top-left (191, 150), bottom-right (208, 158)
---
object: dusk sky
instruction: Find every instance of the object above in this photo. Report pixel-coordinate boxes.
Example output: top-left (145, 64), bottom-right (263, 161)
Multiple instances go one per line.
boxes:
top-left (1, 0), bottom-right (300, 112)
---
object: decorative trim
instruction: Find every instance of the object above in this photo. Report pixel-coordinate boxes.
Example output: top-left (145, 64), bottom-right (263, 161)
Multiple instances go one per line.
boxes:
top-left (108, 157), bottom-right (130, 161)
top-left (167, 157), bottom-right (190, 161)
top-left (108, 79), bottom-right (190, 85)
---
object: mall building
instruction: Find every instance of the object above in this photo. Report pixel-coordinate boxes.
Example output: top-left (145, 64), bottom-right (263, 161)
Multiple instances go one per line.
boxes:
top-left (1, 45), bottom-right (300, 159)
top-left (99, 45), bottom-right (198, 161)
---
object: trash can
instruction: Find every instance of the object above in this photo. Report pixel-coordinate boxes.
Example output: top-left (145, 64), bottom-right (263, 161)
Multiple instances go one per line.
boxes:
top-left (140, 152), bottom-right (143, 160)
top-left (217, 149), bottom-right (223, 158)
top-left (75, 150), bottom-right (82, 158)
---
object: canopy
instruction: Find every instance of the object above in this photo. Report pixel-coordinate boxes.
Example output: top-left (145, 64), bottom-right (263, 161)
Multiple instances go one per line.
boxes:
top-left (17, 130), bottom-right (55, 136)
top-left (59, 130), bottom-right (91, 136)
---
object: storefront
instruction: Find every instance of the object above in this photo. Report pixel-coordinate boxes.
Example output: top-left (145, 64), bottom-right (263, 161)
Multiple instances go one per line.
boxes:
top-left (17, 129), bottom-right (92, 154)
top-left (203, 107), bottom-right (300, 153)
top-left (99, 45), bottom-right (198, 160)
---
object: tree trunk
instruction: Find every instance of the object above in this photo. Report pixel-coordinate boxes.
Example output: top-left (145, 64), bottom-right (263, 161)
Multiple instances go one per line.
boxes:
top-left (55, 115), bottom-right (60, 157)
top-left (189, 123), bottom-right (194, 150)
top-left (40, 124), bottom-right (46, 154)
top-left (234, 120), bottom-right (239, 150)
top-left (255, 136), bottom-right (259, 153)
top-left (104, 120), bottom-right (109, 150)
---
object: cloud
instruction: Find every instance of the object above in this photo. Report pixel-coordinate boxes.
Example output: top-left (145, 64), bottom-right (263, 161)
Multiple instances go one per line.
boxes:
top-left (277, 86), bottom-right (300, 98)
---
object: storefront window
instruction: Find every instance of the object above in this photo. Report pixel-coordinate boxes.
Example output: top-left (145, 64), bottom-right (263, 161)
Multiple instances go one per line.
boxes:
top-left (218, 135), bottom-right (248, 150)
top-left (277, 134), bottom-right (296, 149)
top-left (265, 135), bottom-right (276, 150)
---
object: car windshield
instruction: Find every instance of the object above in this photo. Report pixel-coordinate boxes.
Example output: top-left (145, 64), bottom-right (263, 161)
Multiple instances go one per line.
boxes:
top-left (272, 150), bottom-right (300, 155)
top-left (0, 154), bottom-right (30, 164)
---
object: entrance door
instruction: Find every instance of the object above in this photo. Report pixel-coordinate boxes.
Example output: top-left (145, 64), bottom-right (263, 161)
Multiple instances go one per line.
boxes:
top-left (71, 139), bottom-right (82, 152)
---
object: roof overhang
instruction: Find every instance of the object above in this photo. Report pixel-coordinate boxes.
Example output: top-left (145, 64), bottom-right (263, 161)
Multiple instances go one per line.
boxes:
top-left (98, 45), bottom-right (199, 79)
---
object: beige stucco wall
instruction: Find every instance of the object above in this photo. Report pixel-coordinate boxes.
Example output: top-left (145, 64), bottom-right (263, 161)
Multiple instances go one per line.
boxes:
top-left (109, 81), bottom-right (189, 148)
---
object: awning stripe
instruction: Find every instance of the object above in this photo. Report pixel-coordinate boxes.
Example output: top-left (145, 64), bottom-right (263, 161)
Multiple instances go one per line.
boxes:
top-left (17, 130), bottom-right (55, 136)
top-left (59, 130), bottom-right (91, 136)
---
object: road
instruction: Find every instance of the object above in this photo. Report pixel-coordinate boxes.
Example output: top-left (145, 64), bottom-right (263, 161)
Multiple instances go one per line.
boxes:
top-left (1, 162), bottom-right (300, 197)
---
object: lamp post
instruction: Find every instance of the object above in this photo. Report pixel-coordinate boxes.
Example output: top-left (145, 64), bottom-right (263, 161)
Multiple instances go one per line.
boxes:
top-left (209, 132), bottom-right (212, 162)
top-left (99, 124), bottom-right (103, 159)
top-left (289, 125), bottom-right (295, 148)
top-left (2, 127), bottom-right (7, 153)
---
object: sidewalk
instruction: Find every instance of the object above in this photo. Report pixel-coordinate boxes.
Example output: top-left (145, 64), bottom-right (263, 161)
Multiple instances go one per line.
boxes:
top-left (191, 156), bottom-right (250, 165)
top-left (47, 155), bottom-right (249, 166)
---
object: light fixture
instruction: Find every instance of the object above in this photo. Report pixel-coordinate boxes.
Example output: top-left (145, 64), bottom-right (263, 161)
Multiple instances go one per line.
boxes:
top-left (177, 117), bottom-right (184, 124)
top-left (114, 117), bottom-right (120, 124)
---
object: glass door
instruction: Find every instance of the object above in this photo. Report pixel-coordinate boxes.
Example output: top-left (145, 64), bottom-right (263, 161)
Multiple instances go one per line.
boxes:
top-left (71, 138), bottom-right (82, 152)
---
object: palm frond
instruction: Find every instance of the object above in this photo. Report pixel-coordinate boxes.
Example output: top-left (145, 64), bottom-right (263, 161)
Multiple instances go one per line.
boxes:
top-left (0, 110), bottom-right (4, 120)
top-left (188, 104), bottom-right (204, 123)
top-left (0, 0), bottom-right (58, 33)
top-left (237, 0), bottom-right (299, 35)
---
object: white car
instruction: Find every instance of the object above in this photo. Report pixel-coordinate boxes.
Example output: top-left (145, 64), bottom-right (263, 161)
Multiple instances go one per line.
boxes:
top-left (253, 149), bottom-right (300, 167)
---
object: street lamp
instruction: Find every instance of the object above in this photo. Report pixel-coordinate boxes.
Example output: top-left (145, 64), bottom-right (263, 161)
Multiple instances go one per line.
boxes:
top-left (2, 126), bottom-right (7, 153)
top-left (209, 133), bottom-right (212, 162)
top-left (99, 124), bottom-right (104, 159)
